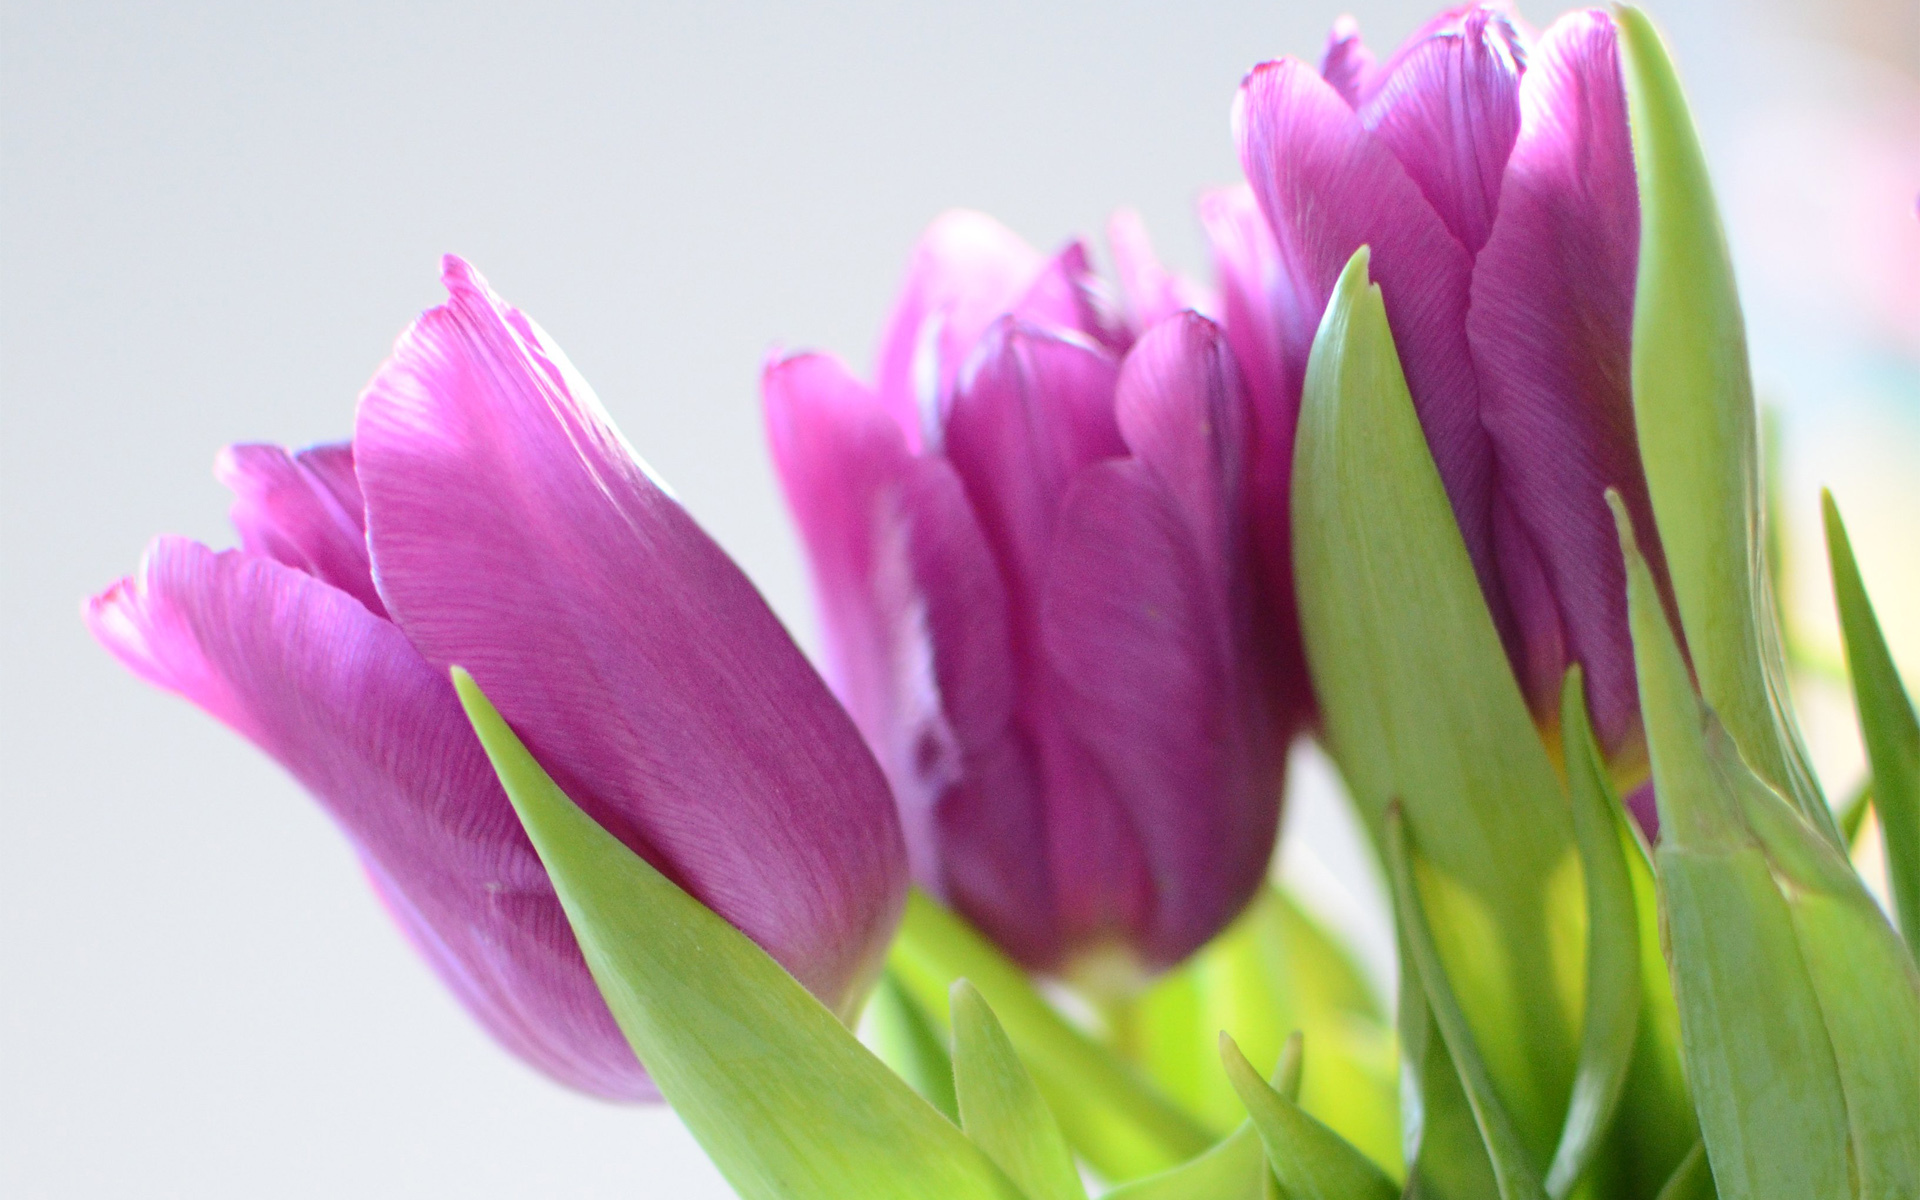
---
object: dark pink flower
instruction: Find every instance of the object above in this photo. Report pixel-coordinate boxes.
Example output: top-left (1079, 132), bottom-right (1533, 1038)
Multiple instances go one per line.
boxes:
top-left (765, 213), bottom-right (1291, 974)
top-left (1229, 4), bottom-right (1681, 772)
top-left (88, 258), bottom-right (908, 1099)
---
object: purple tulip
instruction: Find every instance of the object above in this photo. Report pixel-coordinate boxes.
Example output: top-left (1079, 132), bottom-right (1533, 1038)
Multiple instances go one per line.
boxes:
top-left (87, 257), bottom-right (908, 1099)
top-left (1230, 4), bottom-right (1685, 775)
top-left (764, 213), bottom-right (1290, 975)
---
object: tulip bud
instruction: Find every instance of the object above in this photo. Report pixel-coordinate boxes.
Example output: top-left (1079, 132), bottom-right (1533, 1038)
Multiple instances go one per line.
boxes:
top-left (766, 217), bottom-right (1298, 975)
top-left (88, 257), bottom-right (908, 1098)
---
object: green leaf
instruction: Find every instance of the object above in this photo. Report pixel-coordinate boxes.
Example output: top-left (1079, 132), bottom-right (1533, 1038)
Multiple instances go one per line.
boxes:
top-left (889, 890), bottom-right (1209, 1182)
top-left (861, 971), bottom-right (957, 1121)
top-left (1220, 1034), bottom-right (1397, 1200)
top-left (1290, 245), bottom-right (1578, 1169)
top-left (1824, 490), bottom-right (1920, 946)
top-left (1544, 669), bottom-right (1642, 1199)
top-left (1615, 500), bottom-right (1855, 1198)
top-left (1385, 807), bottom-right (1549, 1200)
top-left (1117, 888), bottom-right (1398, 1171)
top-left (1102, 1038), bottom-right (1299, 1200)
top-left (1616, 4), bottom-right (1831, 838)
top-left (452, 672), bottom-right (1026, 1200)
top-left (1723, 715), bottom-right (1920, 1197)
top-left (1652, 1143), bottom-right (1714, 1200)
top-left (951, 982), bottom-right (1089, 1200)
top-left (1836, 780), bottom-right (1874, 851)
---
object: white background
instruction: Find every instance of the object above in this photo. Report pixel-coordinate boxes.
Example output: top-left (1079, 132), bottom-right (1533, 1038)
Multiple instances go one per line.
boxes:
top-left (5, 1), bottom-right (1917, 1195)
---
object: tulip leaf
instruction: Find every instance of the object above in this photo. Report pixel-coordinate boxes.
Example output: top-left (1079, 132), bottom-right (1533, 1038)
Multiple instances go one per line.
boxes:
top-left (1118, 887), bottom-right (1397, 1170)
top-left (1616, 4), bottom-right (1831, 837)
top-left (1836, 780), bottom-right (1874, 851)
top-left (951, 982), bottom-right (1089, 1200)
top-left (453, 671), bottom-right (1026, 1200)
top-left (1098, 1123), bottom-right (1269, 1200)
top-left (1221, 1034), bottom-right (1396, 1200)
top-left (1385, 807), bottom-right (1549, 1200)
top-left (1652, 1143), bottom-right (1713, 1200)
top-left (890, 889), bottom-right (1210, 1181)
top-left (1291, 245), bottom-right (1578, 1169)
top-left (1544, 668), bottom-right (1642, 1199)
top-left (862, 971), bottom-right (958, 1121)
top-left (1615, 499), bottom-right (1855, 1198)
top-left (1824, 490), bottom-right (1920, 946)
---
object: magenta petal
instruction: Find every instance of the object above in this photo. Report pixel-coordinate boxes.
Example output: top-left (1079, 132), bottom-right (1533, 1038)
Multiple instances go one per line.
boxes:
top-left (1011, 240), bottom-right (1132, 355)
top-left (1358, 6), bottom-right (1526, 255)
top-left (85, 538), bottom-right (648, 1099)
top-left (1042, 457), bottom-right (1276, 967)
top-left (1235, 56), bottom-right (1503, 633)
top-left (874, 211), bottom-right (1045, 452)
top-left (1467, 9), bottom-right (1671, 755)
top-left (216, 442), bottom-right (386, 618)
top-left (1319, 15), bottom-right (1378, 107)
top-left (1107, 209), bottom-right (1213, 337)
top-left (355, 257), bottom-right (907, 1018)
top-left (943, 318), bottom-right (1126, 629)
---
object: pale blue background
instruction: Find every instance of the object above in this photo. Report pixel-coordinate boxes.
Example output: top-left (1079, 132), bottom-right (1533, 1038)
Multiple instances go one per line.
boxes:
top-left (4, 1), bottom-right (1915, 1195)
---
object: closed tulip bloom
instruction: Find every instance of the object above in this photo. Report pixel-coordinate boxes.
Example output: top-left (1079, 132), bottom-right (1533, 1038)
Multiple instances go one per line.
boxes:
top-left (765, 215), bottom-right (1287, 976)
top-left (87, 257), bottom-right (908, 1099)
top-left (1232, 4), bottom-right (1683, 778)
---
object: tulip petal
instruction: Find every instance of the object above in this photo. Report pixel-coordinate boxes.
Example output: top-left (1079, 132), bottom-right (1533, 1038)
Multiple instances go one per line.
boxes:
top-left (1358, 6), bottom-right (1526, 255)
top-left (1106, 209), bottom-right (1212, 337)
top-left (1236, 58), bottom-right (1503, 632)
top-left (943, 318), bottom-right (1126, 630)
top-left (355, 256), bottom-right (907, 1018)
top-left (83, 537), bottom-right (647, 1098)
top-left (216, 441), bottom-right (386, 618)
top-left (1319, 15), bottom-right (1378, 108)
top-left (1011, 240), bottom-right (1132, 355)
top-left (875, 211), bottom-right (1045, 452)
top-left (1468, 9), bottom-right (1669, 756)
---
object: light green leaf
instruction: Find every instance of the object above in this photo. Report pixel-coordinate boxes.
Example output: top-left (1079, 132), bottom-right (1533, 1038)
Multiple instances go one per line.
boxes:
top-left (952, 982), bottom-right (1089, 1200)
top-left (1616, 4), bottom-right (1831, 837)
top-left (1117, 888), bottom-right (1397, 1171)
top-left (1102, 1038), bottom-right (1299, 1200)
top-left (452, 672), bottom-right (1026, 1200)
top-left (1290, 246), bottom-right (1578, 1172)
top-left (1221, 1034), bottom-right (1396, 1200)
top-left (1824, 490), bottom-right (1920, 946)
top-left (890, 890), bottom-right (1209, 1181)
top-left (1837, 780), bottom-right (1874, 851)
top-left (1545, 668), bottom-right (1642, 1199)
top-left (1723, 718), bottom-right (1920, 1197)
top-left (1616, 499), bottom-right (1854, 1198)
top-left (862, 971), bottom-right (957, 1121)
top-left (1385, 807), bottom-right (1548, 1200)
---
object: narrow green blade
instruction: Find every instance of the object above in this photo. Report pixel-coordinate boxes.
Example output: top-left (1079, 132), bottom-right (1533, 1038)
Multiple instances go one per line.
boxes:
top-left (1118, 887), bottom-right (1397, 1170)
top-left (1290, 246), bottom-right (1578, 1167)
top-left (952, 982), bottom-right (1088, 1200)
top-left (1616, 502), bottom-right (1854, 1198)
top-left (1616, 4), bottom-right (1830, 836)
top-left (1824, 491), bottom-right (1920, 946)
top-left (890, 890), bottom-right (1209, 1181)
top-left (1385, 808), bottom-right (1549, 1200)
top-left (1221, 1034), bottom-right (1397, 1200)
top-left (1652, 1143), bottom-right (1714, 1200)
top-left (1545, 669), bottom-right (1642, 1199)
top-left (453, 672), bottom-right (1026, 1200)
top-left (862, 970), bottom-right (958, 1121)
top-left (1103, 1039), bottom-right (1299, 1200)
top-left (1836, 781), bottom-right (1874, 851)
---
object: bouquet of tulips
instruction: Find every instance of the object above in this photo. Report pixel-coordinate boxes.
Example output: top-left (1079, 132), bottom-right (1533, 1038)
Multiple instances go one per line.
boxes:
top-left (88, 5), bottom-right (1919, 1198)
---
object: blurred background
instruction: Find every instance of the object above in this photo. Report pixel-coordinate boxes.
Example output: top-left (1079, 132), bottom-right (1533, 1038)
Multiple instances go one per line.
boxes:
top-left (4, 1), bottom-right (1915, 1194)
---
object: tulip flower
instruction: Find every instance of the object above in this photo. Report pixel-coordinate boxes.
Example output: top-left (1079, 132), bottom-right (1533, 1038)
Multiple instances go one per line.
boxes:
top-left (764, 214), bottom-right (1290, 975)
top-left (86, 257), bottom-right (908, 1099)
top-left (1231, 4), bottom-right (1683, 782)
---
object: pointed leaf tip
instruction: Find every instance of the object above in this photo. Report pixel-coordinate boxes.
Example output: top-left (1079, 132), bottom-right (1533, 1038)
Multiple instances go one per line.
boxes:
top-left (1221, 1033), bottom-right (1396, 1200)
top-left (952, 980), bottom-right (1088, 1200)
top-left (453, 674), bottom-right (1025, 1200)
